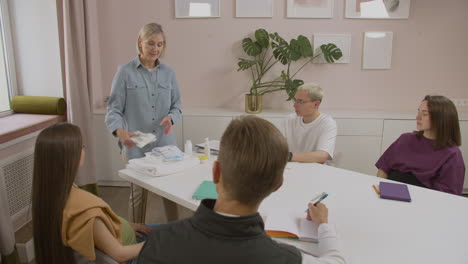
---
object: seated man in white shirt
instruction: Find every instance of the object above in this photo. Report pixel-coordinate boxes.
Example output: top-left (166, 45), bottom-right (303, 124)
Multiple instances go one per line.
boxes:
top-left (284, 83), bottom-right (337, 163)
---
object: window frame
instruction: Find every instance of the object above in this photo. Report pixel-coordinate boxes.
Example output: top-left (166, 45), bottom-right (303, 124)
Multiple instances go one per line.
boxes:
top-left (0, 0), bottom-right (17, 118)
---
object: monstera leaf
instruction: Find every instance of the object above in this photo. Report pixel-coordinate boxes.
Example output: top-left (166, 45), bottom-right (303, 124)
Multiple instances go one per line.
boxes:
top-left (289, 39), bottom-right (302, 61)
top-left (237, 58), bottom-right (257, 71)
top-left (272, 44), bottom-right (289, 65)
top-left (269, 32), bottom-right (287, 45)
top-left (320, 43), bottom-right (343, 63)
top-left (237, 28), bottom-right (342, 101)
top-left (255, 29), bottom-right (269, 49)
top-left (271, 34), bottom-right (310, 64)
top-left (270, 33), bottom-right (289, 65)
top-left (297, 35), bottom-right (313, 57)
top-left (242, 38), bottom-right (262, 56)
top-left (285, 79), bottom-right (305, 101)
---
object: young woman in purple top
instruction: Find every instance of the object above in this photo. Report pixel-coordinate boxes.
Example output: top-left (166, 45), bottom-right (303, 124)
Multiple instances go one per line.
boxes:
top-left (376, 95), bottom-right (465, 195)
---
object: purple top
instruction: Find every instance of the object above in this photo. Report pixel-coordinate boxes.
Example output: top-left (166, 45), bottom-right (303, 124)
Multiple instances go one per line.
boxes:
top-left (376, 133), bottom-right (465, 195)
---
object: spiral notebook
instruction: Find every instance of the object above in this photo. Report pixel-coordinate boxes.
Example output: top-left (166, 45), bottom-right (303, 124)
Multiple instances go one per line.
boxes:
top-left (379, 182), bottom-right (412, 202)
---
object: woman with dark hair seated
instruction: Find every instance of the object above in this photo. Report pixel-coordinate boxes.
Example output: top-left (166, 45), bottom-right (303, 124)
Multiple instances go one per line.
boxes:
top-left (32, 123), bottom-right (153, 264)
top-left (376, 95), bottom-right (465, 195)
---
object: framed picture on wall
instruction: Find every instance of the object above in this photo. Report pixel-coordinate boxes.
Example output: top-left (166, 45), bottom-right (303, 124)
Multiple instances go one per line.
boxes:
top-left (175, 0), bottom-right (220, 18)
top-left (313, 34), bottom-right (352, 63)
top-left (287, 0), bottom-right (334, 18)
top-left (362, 32), bottom-right (393, 69)
top-left (236, 0), bottom-right (273, 18)
top-left (346, 0), bottom-right (410, 19)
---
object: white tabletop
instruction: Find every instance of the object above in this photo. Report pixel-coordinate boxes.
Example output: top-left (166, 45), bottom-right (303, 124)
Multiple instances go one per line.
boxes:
top-left (119, 162), bottom-right (468, 264)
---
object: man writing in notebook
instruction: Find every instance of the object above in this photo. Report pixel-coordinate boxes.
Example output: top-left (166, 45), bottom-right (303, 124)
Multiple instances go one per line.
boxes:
top-left (284, 83), bottom-right (337, 163)
top-left (138, 116), bottom-right (345, 264)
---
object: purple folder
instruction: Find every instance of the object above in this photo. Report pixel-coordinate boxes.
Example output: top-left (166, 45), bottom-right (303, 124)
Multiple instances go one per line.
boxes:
top-left (379, 182), bottom-right (412, 202)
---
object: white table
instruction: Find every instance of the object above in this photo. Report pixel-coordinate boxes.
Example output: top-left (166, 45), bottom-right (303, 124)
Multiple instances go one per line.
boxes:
top-left (119, 162), bottom-right (468, 264)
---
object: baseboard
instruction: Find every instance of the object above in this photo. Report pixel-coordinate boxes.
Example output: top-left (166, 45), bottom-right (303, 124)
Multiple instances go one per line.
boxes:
top-left (16, 238), bottom-right (34, 264)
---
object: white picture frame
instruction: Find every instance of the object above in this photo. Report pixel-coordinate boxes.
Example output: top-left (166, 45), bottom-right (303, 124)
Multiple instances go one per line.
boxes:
top-left (362, 32), bottom-right (393, 69)
top-left (175, 0), bottom-right (220, 18)
top-left (287, 0), bottom-right (334, 18)
top-left (345, 0), bottom-right (410, 19)
top-left (236, 0), bottom-right (273, 18)
top-left (313, 34), bottom-right (352, 64)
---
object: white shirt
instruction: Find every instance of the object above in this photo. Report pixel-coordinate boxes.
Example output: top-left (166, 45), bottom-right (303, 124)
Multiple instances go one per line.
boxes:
top-left (300, 224), bottom-right (346, 264)
top-left (283, 113), bottom-right (337, 160)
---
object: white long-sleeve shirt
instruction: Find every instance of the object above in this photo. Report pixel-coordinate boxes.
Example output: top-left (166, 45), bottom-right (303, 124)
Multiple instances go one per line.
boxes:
top-left (300, 223), bottom-right (346, 264)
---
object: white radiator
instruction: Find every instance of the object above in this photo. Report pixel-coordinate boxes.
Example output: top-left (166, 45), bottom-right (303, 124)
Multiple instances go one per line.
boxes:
top-left (0, 147), bottom-right (34, 231)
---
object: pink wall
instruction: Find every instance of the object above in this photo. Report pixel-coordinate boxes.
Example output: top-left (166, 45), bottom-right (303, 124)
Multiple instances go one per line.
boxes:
top-left (87, 0), bottom-right (468, 112)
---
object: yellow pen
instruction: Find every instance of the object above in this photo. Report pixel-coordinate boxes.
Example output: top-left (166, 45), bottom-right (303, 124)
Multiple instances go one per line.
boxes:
top-left (372, 184), bottom-right (380, 195)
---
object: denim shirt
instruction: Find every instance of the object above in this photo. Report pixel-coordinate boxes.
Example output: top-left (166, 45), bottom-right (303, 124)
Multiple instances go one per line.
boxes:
top-left (105, 57), bottom-right (182, 158)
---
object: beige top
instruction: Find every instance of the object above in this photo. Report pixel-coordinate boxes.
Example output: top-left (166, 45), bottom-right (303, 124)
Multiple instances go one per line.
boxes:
top-left (61, 185), bottom-right (122, 260)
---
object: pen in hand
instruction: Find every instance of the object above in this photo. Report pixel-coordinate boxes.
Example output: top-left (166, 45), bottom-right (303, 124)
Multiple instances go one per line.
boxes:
top-left (305, 192), bottom-right (329, 212)
top-left (313, 193), bottom-right (328, 206)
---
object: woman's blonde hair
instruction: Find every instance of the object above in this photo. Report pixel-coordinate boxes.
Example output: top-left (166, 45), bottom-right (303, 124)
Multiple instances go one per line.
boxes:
top-left (136, 23), bottom-right (166, 56)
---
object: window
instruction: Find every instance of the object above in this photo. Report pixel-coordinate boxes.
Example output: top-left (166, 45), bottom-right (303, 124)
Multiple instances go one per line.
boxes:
top-left (0, 0), bottom-right (17, 116)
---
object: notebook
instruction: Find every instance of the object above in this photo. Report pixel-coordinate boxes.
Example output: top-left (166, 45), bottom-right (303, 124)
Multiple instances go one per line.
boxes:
top-left (264, 210), bottom-right (318, 243)
top-left (192, 181), bottom-right (218, 200)
top-left (379, 182), bottom-right (412, 202)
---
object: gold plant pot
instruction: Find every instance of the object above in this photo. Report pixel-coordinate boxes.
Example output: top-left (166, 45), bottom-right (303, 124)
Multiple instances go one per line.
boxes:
top-left (245, 94), bottom-right (263, 114)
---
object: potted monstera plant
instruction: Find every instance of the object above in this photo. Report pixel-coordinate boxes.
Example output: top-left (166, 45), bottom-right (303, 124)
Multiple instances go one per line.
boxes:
top-left (238, 29), bottom-right (343, 113)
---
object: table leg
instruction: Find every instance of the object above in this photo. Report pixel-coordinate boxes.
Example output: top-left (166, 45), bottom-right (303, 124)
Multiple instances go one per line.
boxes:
top-left (131, 183), bottom-right (136, 223)
top-left (141, 188), bottom-right (148, 223)
top-left (130, 183), bottom-right (147, 223)
top-left (162, 198), bottom-right (179, 222)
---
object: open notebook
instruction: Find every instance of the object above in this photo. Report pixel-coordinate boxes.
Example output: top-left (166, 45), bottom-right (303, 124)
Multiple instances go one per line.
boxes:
top-left (264, 210), bottom-right (319, 243)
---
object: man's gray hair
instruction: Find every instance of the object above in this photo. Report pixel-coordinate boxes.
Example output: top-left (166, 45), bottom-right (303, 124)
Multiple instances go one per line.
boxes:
top-left (297, 83), bottom-right (323, 102)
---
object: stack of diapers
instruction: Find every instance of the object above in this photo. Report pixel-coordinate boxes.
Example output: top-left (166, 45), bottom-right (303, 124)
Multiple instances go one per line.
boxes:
top-left (151, 145), bottom-right (184, 161)
top-left (127, 151), bottom-right (199, 177)
top-left (10, 96), bottom-right (66, 115)
top-left (131, 131), bottom-right (157, 148)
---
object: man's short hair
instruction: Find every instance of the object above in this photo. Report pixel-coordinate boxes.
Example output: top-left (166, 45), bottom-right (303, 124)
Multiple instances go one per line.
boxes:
top-left (297, 83), bottom-right (323, 102)
top-left (218, 115), bottom-right (289, 205)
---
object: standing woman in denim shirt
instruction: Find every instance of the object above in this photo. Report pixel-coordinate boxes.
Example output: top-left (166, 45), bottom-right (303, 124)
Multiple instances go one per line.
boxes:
top-left (105, 23), bottom-right (182, 222)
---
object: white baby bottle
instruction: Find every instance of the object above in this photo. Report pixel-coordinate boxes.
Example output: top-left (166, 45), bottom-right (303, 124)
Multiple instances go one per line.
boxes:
top-left (184, 139), bottom-right (193, 156)
top-left (204, 137), bottom-right (211, 160)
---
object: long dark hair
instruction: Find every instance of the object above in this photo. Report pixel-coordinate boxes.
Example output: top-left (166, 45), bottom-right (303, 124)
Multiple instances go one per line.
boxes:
top-left (32, 123), bottom-right (82, 264)
top-left (416, 95), bottom-right (461, 149)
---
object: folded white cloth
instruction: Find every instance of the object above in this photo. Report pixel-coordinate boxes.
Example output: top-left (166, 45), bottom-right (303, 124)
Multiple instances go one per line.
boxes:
top-left (126, 154), bottom-right (199, 177)
top-left (131, 131), bottom-right (157, 148)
